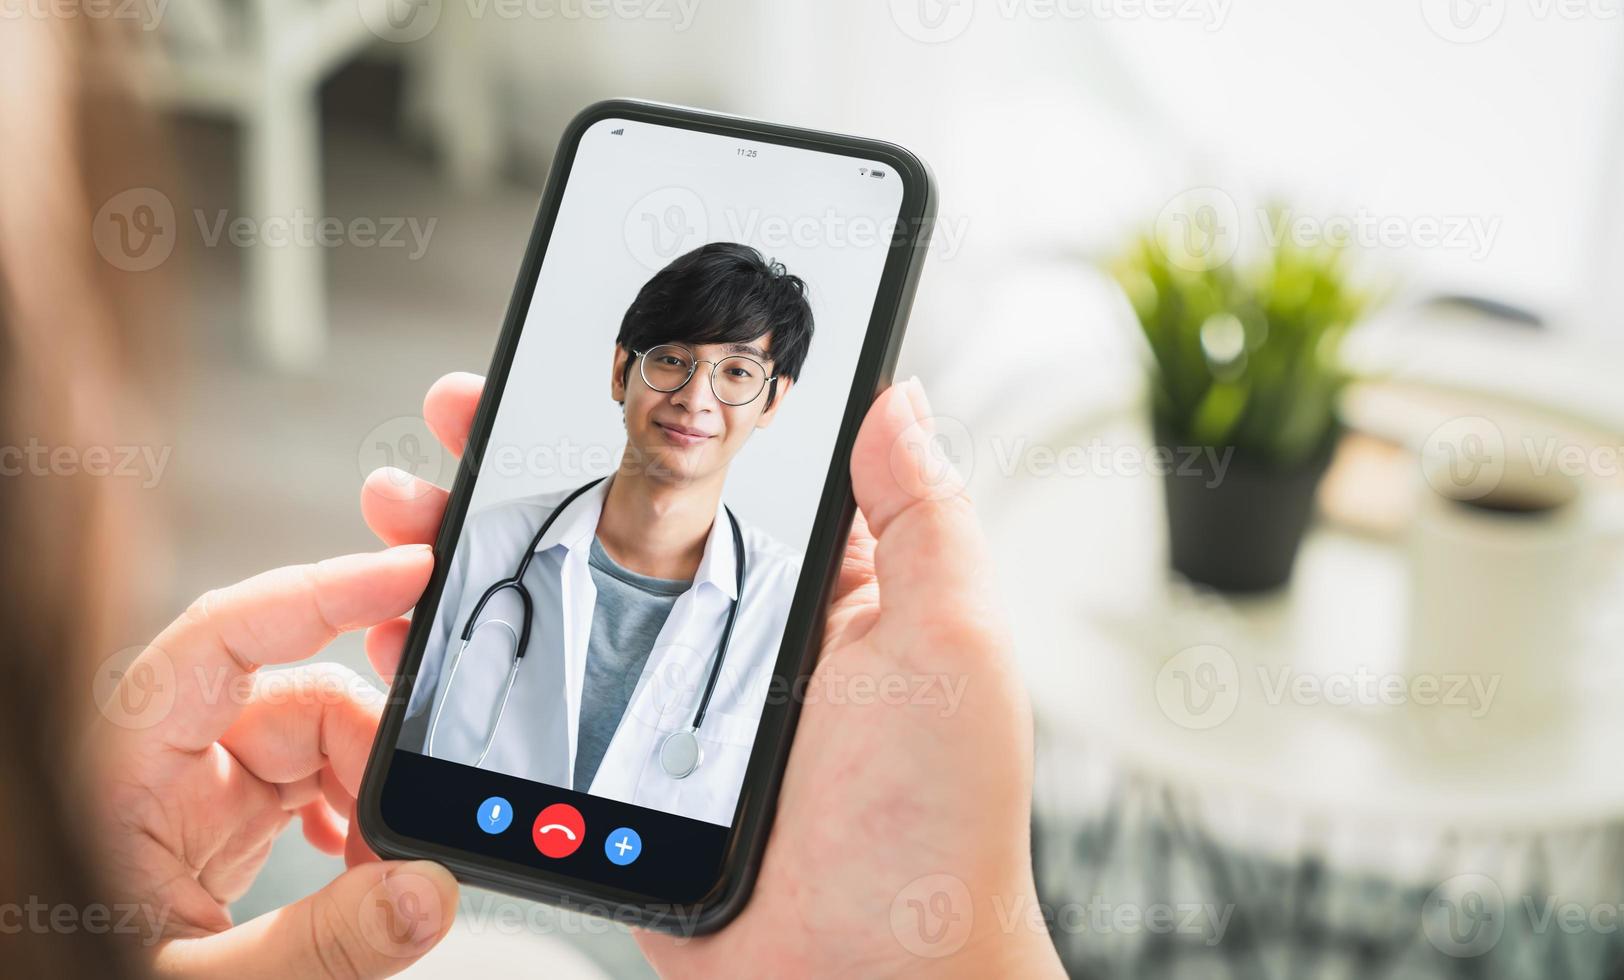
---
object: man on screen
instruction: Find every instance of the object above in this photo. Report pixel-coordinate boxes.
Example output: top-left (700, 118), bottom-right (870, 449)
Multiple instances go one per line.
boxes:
top-left (403, 242), bottom-right (811, 826)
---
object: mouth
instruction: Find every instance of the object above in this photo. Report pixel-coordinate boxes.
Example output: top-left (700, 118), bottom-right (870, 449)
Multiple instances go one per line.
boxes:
top-left (654, 420), bottom-right (716, 447)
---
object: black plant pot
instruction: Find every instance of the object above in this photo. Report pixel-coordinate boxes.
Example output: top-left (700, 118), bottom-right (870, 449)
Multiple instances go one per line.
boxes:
top-left (1156, 425), bottom-right (1337, 593)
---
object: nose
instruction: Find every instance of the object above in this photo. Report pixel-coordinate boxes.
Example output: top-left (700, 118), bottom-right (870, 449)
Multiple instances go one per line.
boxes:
top-left (668, 360), bottom-right (722, 413)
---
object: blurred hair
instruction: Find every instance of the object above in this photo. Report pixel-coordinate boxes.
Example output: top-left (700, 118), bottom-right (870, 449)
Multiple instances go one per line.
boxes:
top-left (615, 242), bottom-right (814, 408)
top-left (0, 10), bottom-right (172, 977)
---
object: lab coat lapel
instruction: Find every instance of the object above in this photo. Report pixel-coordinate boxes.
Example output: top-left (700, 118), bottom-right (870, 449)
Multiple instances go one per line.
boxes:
top-left (589, 496), bottom-right (736, 800)
top-left (558, 541), bottom-right (595, 788)
top-left (525, 478), bottom-right (611, 790)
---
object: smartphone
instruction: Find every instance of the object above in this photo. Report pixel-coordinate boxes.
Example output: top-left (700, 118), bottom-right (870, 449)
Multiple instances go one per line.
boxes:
top-left (358, 99), bottom-right (935, 934)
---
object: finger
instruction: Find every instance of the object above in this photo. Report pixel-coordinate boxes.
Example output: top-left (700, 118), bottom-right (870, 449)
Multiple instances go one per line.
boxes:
top-left (424, 372), bottom-right (484, 459)
top-left (359, 372), bottom-right (481, 547)
top-left (218, 663), bottom-right (384, 803)
top-left (195, 785), bottom-right (294, 906)
top-left (155, 860), bottom-right (457, 980)
top-left (322, 766), bottom-right (357, 818)
top-left (816, 511), bottom-right (881, 656)
top-left (849, 377), bottom-right (967, 537)
top-left (361, 468), bottom-right (450, 547)
top-left (849, 379), bottom-right (1002, 645)
top-left (831, 507), bottom-right (877, 606)
top-left (141, 547), bottom-right (432, 753)
top-left (299, 800), bottom-right (348, 856)
top-left (275, 772), bottom-right (324, 811)
top-left (364, 617), bottom-right (413, 684)
top-left (346, 800), bottom-right (381, 868)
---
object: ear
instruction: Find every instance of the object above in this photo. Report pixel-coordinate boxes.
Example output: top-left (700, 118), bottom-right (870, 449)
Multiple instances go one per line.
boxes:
top-left (753, 377), bottom-right (793, 430)
top-left (611, 344), bottom-right (631, 403)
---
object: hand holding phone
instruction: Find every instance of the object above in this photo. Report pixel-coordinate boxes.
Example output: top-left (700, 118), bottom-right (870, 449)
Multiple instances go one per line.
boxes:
top-left (359, 102), bottom-right (1051, 970)
top-left (360, 100), bottom-right (939, 930)
top-left (363, 376), bottom-right (1064, 975)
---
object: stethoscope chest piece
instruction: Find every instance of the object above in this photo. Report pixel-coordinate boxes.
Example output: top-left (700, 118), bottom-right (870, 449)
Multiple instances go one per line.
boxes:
top-left (659, 727), bottom-right (703, 779)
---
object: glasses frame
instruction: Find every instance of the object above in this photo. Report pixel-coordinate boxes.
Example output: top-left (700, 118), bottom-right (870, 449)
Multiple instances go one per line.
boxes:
top-left (632, 344), bottom-right (778, 407)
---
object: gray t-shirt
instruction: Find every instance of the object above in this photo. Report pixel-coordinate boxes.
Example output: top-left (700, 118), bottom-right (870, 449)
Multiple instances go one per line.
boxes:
top-left (574, 536), bottom-right (691, 790)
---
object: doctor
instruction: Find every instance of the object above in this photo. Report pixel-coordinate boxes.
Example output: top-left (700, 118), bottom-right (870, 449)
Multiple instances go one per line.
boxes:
top-left (404, 242), bottom-right (812, 826)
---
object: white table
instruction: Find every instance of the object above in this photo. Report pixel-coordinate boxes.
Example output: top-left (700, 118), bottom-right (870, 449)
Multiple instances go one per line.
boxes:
top-left (977, 395), bottom-right (1624, 977)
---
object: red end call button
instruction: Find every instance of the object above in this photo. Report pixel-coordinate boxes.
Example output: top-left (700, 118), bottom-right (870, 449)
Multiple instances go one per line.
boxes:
top-left (532, 803), bottom-right (585, 858)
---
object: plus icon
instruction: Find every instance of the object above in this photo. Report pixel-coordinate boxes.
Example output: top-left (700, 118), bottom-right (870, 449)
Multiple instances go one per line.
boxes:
top-left (604, 826), bottom-right (642, 866)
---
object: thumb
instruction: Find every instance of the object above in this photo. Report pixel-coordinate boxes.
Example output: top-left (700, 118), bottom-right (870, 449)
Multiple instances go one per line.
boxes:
top-left (850, 378), bottom-right (995, 636)
top-left (157, 861), bottom-right (458, 979)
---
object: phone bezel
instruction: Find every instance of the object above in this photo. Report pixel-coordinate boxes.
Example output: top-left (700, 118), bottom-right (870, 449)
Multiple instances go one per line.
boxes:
top-left (357, 97), bottom-right (936, 935)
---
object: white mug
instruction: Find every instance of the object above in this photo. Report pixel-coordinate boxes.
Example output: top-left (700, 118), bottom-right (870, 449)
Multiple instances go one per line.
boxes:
top-left (1409, 431), bottom-right (1617, 722)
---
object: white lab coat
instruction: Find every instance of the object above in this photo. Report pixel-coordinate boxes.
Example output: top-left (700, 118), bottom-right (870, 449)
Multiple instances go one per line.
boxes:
top-left (406, 478), bottom-right (801, 826)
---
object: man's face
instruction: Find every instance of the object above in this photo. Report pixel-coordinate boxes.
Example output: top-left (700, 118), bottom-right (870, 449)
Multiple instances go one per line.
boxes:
top-left (611, 332), bottom-right (793, 487)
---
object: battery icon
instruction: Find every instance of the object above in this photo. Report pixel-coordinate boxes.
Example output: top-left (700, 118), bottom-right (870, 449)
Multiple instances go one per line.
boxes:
top-left (869, 168), bottom-right (886, 179)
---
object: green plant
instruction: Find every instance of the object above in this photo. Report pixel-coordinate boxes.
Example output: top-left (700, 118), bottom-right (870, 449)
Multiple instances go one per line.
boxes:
top-left (1111, 218), bottom-right (1371, 467)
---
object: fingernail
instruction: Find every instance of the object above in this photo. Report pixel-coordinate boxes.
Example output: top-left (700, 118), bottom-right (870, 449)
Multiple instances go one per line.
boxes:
top-left (392, 860), bottom-right (454, 891)
top-left (391, 544), bottom-right (433, 556)
top-left (886, 378), bottom-right (919, 431)
top-left (886, 376), bottom-right (964, 503)
top-left (379, 465), bottom-right (417, 488)
top-left (901, 376), bottom-right (934, 433)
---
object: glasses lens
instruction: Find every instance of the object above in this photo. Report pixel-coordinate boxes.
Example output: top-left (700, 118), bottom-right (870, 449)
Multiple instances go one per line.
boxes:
top-left (642, 345), bottom-right (694, 391)
top-left (713, 356), bottom-right (766, 405)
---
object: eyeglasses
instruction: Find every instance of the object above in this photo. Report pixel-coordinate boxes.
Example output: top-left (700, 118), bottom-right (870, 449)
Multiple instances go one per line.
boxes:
top-left (633, 344), bottom-right (777, 407)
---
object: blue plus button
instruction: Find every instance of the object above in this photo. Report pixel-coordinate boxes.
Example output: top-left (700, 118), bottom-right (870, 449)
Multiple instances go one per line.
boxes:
top-left (476, 796), bottom-right (513, 835)
top-left (604, 827), bottom-right (642, 866)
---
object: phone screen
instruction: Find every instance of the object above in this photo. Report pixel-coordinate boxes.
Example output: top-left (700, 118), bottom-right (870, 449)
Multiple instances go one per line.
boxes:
top-left (377, 113), bottom-right (910, 905)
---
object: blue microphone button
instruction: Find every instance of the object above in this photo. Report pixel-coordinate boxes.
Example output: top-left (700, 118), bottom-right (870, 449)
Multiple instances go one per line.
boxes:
top-left (477, 796), bottom-right (514, 835)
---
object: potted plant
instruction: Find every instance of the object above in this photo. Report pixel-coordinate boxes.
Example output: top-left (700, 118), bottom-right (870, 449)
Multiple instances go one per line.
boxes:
top-left (1110, 215), bottom-right (1370, 592)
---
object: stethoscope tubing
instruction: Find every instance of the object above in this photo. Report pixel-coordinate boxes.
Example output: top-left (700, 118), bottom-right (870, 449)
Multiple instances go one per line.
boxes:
top-left (425, 476), bottom-right (746, 779)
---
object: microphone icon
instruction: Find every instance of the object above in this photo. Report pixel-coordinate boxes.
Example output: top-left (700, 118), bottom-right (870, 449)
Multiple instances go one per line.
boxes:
top-left (477, 796), bottom-right (514, 835)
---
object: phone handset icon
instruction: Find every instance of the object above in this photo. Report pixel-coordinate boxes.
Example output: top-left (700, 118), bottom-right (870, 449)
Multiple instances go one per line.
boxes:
top-left (532, 803), bottom-right (586, 858)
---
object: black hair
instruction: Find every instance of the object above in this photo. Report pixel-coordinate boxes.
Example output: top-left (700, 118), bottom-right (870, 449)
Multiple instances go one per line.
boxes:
top-left (616, 242), bottom-right (813, 408)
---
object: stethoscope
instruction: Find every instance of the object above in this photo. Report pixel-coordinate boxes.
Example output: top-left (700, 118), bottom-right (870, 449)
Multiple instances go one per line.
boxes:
top-left (425, 476), bottom-right (747, 780)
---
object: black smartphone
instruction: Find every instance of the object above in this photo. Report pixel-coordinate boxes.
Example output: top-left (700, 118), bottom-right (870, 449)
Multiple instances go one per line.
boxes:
top-left (359, 99), bottom-right (935, 934)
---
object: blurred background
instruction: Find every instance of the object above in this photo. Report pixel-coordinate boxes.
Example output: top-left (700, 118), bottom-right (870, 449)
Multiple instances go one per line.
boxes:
top-left (94, 0), bottom-right (1624, 976)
